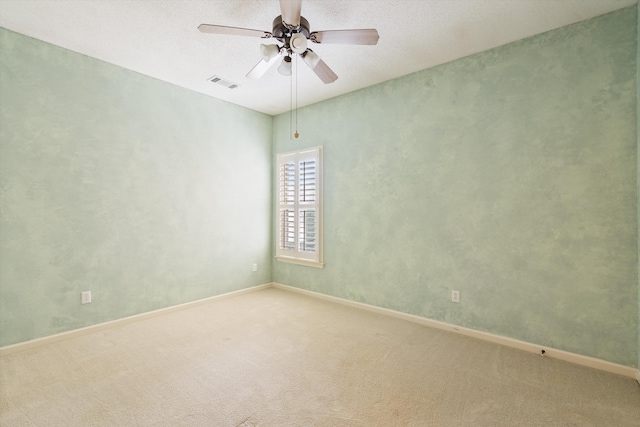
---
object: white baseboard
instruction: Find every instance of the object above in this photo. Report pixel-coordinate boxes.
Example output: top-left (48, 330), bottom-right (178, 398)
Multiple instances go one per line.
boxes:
top-left (3, 281), bottom-right (638, 383)
top-left (271, 283), bottom-right (638, 380)
top-left (0, 283), bottom-right (271, 357)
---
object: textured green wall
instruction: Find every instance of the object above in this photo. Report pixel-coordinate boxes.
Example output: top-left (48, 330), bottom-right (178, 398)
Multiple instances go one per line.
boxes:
top-left (1, 8), bottom-right (638, 369)
top-left (273, 7), bottom-right (638, 367)
top-left (0, 28), bottom-right (273, 346)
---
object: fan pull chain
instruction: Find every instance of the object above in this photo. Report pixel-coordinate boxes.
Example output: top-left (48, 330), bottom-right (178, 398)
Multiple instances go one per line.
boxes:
top-left (294, 54), bottom-right (299, 139)
top-left (290, 57), bottom-right (293, 140)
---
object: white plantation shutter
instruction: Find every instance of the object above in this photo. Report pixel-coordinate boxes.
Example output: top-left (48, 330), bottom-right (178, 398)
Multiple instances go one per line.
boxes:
top-left (276, 147), bottom-right (323, 267)
top-left (279, 160), bottom-right (296, 252)
top-left (298, 157), bottom-right (316, 253)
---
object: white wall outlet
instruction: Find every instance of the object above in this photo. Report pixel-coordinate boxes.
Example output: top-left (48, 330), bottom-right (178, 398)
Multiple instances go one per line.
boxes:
top-left (452, 290), bottom-right (460, 303)
top-left (81, 290), bottom-right (91, 304)
top-left (252, 263), bottom-right (258, 272)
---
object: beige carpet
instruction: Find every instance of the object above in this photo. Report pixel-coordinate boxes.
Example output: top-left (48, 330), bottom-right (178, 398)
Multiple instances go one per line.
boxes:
top-left (1, 287), bottom-right (639, 426)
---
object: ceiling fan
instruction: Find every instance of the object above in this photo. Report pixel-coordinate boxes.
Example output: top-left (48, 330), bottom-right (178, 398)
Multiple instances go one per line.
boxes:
top-left (198, 0), bottom-right (379, 84)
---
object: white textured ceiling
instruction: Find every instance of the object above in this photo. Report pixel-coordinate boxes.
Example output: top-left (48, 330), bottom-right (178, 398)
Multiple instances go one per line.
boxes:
top-left (0, 0), bottom-right (636, 115)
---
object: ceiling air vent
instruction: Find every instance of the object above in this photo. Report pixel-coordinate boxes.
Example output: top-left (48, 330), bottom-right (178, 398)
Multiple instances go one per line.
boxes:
top-left (208, 75), bottom-right (239, 89)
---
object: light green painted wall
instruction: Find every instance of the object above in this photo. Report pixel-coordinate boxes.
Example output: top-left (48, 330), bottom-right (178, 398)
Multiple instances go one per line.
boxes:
top-left (0, 28), bottom-right (273, 347)
top-left (273, 7), bottom-right (638, 367)
top-left (1, 8), bottom-right (638, 369)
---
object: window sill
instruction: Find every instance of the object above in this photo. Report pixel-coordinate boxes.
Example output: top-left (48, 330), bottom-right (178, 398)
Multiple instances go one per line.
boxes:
top-left (276, 256), bottom-right (324, 269)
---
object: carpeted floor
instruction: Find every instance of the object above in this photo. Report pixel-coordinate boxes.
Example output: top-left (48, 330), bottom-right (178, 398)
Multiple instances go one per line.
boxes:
top-left (1, 287), bottom-right (639, 426)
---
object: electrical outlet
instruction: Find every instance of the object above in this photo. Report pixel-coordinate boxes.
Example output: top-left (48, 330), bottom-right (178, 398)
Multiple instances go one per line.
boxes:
top-left (81, 291), bottom-right (91, 304)
top-left (252, 263), bottom-right (257, 272)
top-left (452, 290), bottom-right (460, 303)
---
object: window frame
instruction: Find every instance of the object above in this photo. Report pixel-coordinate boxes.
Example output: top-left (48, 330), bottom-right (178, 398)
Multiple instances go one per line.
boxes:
top-left (276, 146), bottom-right (324, 268)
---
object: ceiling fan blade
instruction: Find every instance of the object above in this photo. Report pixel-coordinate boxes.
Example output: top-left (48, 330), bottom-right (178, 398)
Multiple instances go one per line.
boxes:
top-left (302, 51), bottom-right (338, 84)
top-left (312, 59), bottom-right (338, 84)
top-left (302, 50), bottom-right (338, 84)
top-left (279, 0), bottom-right (302, 28)
top-left (310, 29), bottom-right (379, 45)
top-left (246, 55), bottom-right (282, 79)
top-left (198, 24), bottom-right (271, 38)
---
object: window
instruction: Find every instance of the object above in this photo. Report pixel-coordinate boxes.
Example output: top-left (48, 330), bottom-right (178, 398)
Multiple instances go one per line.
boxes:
top-left (276, 146), bottom-right (323, 268)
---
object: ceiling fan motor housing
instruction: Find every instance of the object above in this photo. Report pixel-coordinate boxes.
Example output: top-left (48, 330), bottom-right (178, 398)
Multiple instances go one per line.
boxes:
top-left (272, 15), bottom-right (310, 42)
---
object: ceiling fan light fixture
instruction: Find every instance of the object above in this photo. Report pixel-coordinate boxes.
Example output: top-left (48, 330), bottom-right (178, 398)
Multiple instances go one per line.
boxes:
top-left (260, 43), bottom-right (280, 61)
top-left (278, 56), bottom-right (292, 76)
top-left (290, 33), bottom-right (307, 54)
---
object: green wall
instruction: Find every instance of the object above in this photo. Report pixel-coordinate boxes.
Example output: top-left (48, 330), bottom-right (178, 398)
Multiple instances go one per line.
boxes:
top-left (273, 7), bottom-right (638, 367)
top-left (0, 28), bottom-right (273, 347)
top-left (1, 7), bottom-right (638, 369)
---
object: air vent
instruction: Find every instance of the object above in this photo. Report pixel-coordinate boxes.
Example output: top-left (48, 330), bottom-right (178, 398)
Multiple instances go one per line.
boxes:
top-left (208, 75), bottom-right (239, 89)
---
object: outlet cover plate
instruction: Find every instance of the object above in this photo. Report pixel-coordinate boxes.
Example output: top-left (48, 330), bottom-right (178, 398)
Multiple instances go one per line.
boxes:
top-left (452, 290), bottom-right (460, 303)
top-left (81, 291), bottom-right (91, 304)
